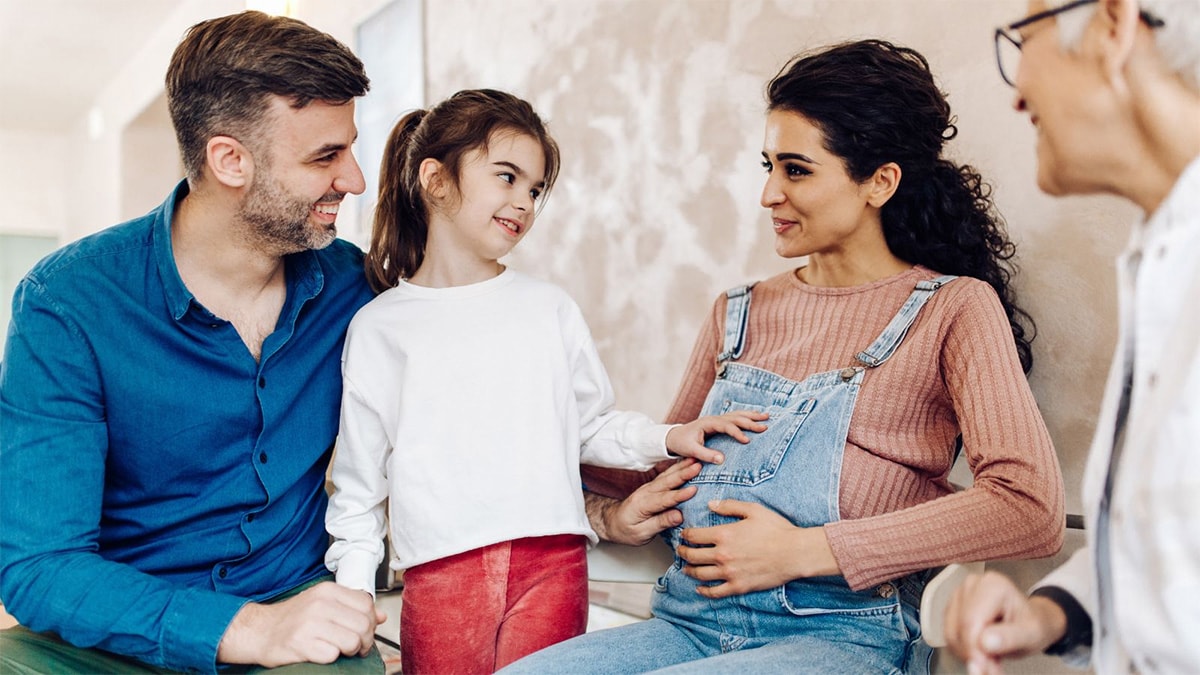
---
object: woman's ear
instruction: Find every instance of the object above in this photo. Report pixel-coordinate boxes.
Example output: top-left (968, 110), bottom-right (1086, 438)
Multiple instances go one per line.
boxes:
top-left (418, 158), bottom-right (447, 200)
top-left (206, 136), bottom-right (252, 188)
top-left (866, 162), bottom-right (902, 208)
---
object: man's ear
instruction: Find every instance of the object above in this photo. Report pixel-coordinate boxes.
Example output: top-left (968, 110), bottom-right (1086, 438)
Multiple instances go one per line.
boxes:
top-left (866, 162), bottom-right (902, 208)
top-left (418, 157), bottom-right (447, 200)
top-left (1094, 0), bottom-right (1141, 80)
top-left (206, 136), bottom-right (253, 188)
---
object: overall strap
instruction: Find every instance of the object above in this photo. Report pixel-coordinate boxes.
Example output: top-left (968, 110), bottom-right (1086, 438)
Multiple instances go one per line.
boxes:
top-left (715, 284), bottom-right (755, 376)
top-left (855, 275), bottom-right (957, 368)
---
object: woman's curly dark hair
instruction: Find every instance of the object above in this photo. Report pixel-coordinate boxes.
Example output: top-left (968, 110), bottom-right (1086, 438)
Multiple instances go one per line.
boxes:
top-left (766, 39), bottom-right (1035, 372)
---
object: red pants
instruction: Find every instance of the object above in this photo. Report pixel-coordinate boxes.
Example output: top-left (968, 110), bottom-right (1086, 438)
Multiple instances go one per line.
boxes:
top-left (399, 534), bottom-right (588, 674)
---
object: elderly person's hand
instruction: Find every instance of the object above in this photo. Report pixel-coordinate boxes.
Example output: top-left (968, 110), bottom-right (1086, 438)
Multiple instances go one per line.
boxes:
top-left (942, 571), bottom-right (1067, 675)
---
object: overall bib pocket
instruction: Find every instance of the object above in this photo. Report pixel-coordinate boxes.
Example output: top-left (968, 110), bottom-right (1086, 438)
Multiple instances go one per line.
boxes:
top-left (691, 398), bottom-right (817, 487)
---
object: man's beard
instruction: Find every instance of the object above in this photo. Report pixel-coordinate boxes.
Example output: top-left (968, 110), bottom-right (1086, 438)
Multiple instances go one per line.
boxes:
top-left (239, 171), bottom-right (342, 254)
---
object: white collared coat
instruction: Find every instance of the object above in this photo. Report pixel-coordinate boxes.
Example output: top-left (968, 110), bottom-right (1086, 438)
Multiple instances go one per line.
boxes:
top-left (1037, 157), bottom-right (1200, 674)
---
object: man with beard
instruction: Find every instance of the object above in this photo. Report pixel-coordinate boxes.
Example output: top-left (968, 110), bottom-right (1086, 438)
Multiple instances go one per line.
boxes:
top-left (0, 11), bottom-right (382, 673)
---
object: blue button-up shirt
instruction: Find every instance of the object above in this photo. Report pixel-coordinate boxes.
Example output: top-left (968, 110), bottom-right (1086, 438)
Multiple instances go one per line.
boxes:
top-left (0, 181), bottom-right (374, 672)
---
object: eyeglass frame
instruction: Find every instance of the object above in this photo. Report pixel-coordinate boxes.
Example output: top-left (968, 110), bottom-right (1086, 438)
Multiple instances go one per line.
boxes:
top-left (994, 0), bottom-right (1166, 87)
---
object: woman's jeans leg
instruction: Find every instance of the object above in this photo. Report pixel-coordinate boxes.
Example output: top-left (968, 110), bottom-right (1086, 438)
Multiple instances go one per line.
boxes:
top-left (497, 617), bottom-right (706, 675)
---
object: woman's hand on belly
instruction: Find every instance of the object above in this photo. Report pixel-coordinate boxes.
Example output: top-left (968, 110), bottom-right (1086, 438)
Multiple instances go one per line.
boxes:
top-left (676, 499), bottom-right (840, 598)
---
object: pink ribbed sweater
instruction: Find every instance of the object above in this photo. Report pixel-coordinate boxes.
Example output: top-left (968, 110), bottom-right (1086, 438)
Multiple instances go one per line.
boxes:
top-left (585, 266), bottom-right (1065, 591)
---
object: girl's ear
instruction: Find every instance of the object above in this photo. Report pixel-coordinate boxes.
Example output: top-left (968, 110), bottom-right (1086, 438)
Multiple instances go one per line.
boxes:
top-left (865, 162), bottom-right (902, 208)
top-left (206, 136), bottom-right (253, 188)
top-left (418, 158), bottom-right (447, 200)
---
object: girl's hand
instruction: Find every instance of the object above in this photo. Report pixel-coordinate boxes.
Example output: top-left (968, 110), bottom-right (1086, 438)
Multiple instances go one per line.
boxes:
top-left (664, 411), bottom-right (769, 464)
top-left (676, 499), bottom-right (839, 598)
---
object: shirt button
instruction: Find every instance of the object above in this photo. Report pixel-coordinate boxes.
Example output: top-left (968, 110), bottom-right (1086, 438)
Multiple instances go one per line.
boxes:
top-left (218, 567), bottom-right (228, 579)
top-left (259, 452), bottom-right (268, 463)
top-left (258, 376), bottom-right (266, 388)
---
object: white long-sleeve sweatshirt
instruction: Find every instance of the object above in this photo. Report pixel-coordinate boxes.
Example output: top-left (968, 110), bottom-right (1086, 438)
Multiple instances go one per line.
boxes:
top-left (324, 269), bottom-right (672, 594)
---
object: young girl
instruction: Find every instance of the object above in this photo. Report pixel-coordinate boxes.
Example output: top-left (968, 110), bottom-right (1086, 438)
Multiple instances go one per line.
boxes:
top-left (324, 89), bottom-right (765, 674)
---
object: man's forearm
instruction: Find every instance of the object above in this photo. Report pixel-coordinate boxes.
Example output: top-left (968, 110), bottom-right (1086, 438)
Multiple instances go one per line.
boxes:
top-left (584, 491), bottom-right (620, 542)
top-left (584, 458), bottom-right (700, 546)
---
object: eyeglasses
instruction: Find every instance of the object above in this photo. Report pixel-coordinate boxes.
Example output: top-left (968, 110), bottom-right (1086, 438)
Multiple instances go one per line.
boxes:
top-left (994, 0), bottom-right (1165, 87)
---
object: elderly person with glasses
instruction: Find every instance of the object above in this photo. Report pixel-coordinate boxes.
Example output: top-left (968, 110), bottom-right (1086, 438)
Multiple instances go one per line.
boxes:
top-left (943, 1), bottom-right (1200, 674)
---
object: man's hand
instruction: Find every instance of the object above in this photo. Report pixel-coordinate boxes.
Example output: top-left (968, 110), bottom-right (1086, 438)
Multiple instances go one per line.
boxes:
top-left (217, 581), bottom-right (387, 667)
top-left (942, 571), bottom-right (1067, 675)
top-left (665, 411), bottom-right (769, 464)
top-left (587, 459), bottom-right (704, 545)
top-left (676, 499), bottom-right (838, 598)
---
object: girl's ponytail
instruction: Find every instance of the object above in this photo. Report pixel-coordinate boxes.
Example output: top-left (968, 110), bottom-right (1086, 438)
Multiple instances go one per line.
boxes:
top-left (366, 109), bottom-right (428, 293)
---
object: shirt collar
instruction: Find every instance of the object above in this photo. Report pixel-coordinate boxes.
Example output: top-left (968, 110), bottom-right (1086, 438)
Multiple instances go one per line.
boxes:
top-left (153, 180), bottom-right (194, 321)
top-left (1143, 154), bottom-right (1200, 240)
top-left (1122, 155), bottom-right (1200, 260)
top-left (286, 245), bottom-right (323, 307)
top-left (153, 179), bottom-right (326, 322)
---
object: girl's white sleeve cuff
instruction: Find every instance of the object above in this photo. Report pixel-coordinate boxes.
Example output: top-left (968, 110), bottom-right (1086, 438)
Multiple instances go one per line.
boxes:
top-left (332, 549), bottom-right (382, 599)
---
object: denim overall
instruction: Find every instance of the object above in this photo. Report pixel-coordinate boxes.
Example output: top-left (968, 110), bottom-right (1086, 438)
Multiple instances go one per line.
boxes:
top-left (652, 276), bottom-right (956, 674)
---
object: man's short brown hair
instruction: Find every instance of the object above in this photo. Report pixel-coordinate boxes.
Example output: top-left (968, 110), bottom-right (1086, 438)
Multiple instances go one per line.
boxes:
top-left (165, 10), bottom-right (370, 182)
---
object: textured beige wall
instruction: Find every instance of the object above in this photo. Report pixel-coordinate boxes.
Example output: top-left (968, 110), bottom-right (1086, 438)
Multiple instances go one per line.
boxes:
top-left (48, 0), bottom-right (1127, 521)
top-left (424, 0), bottom-right (1138, 520)
top-left (26, 2), bottom-right (1132, 517)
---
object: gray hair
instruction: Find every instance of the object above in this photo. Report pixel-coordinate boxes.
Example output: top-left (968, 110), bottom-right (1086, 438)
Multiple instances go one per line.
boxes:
top-left (1056, 0), bottom-right (1200, 91)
